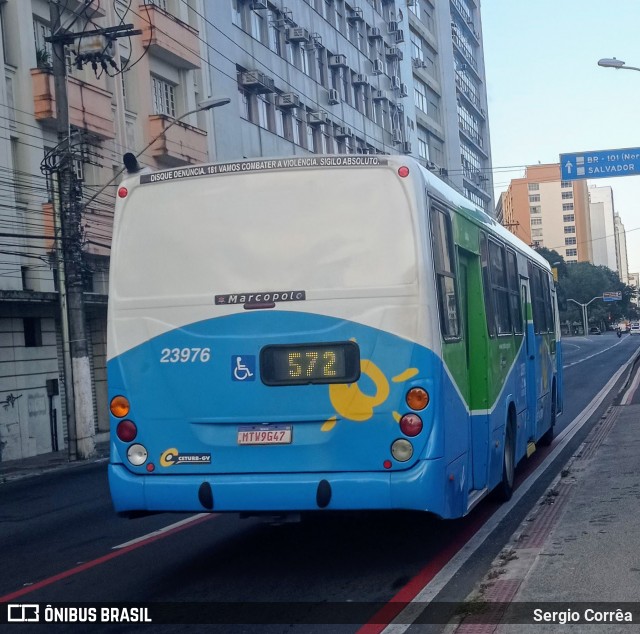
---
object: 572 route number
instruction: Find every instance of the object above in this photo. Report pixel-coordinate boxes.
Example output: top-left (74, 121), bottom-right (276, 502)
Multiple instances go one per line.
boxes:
top-left (160, 347), bottom-right (211, 363)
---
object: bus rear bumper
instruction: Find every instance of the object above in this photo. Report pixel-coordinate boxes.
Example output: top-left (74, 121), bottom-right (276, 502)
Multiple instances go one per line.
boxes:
top-left (108, 458), bottom-right (454, 518)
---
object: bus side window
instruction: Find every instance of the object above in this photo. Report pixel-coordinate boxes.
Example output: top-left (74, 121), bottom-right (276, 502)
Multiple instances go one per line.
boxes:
top-left (507, 250), bottom-right (522, 334)
top-left (480, 233), bottom-right (496, 337)
top-left (488, 239), bottom-right (512, 335)
top-left (528, 263), bottom-right (548, 334)
top-left (430, 205), bottom-right (460, 340)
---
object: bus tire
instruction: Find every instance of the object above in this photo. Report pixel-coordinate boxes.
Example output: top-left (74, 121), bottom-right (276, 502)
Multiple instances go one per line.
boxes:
top-left (495, 417), bottom-right (515, 502)
top-left (539, 383), bottom-right (556, 447)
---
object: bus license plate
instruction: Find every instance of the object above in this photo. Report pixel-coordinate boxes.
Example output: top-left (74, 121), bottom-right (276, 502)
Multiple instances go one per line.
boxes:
top-left (237, 425), bottom-right (292, 445)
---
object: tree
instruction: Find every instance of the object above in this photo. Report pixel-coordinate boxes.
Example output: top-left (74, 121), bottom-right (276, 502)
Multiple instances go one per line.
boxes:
top-left (559, 262), bottom-right (632, 329)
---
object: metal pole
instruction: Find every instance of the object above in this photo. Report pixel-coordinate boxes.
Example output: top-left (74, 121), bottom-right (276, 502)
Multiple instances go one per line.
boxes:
top-left (50, 0), bottom-right (95, 459)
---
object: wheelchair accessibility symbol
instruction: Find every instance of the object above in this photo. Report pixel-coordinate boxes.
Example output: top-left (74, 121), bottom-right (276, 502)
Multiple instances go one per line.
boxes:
top-left (232, 355), bottom-right (256, 381)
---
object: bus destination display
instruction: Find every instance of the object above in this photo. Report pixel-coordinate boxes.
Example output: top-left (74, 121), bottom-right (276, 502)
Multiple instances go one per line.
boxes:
top-left (261, 342), bottom-right (360, 386)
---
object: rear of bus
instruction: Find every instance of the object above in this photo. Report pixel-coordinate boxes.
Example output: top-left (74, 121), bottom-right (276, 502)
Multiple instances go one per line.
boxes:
top-left (108, 156), bottom-right (454, 517)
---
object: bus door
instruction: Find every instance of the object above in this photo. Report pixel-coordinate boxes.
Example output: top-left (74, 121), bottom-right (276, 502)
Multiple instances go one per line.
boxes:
top-left (458, 249), bottom-right (488, 492)
top-left (521, 279), bottom-right (538, 444)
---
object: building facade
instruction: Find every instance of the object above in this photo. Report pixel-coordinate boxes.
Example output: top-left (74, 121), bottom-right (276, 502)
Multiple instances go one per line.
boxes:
top-left (588, 185), bottom-right (618, 273)
top-left (614, 212), bottom-right (629, 285)
top-left (499, 164), bottom-right (592, 263)
top-left (204, 0), bottom-right (493, 210)
top-left (0, 0), bottom-right (493, 460)
top-left (0, 0), bottom-right (211, 460)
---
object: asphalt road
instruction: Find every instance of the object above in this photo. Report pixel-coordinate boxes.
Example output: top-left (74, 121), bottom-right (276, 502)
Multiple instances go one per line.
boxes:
top-left (1, 331), bottom-right (638, 633)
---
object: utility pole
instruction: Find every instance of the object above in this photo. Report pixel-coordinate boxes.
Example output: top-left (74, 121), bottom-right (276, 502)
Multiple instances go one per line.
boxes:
top-left (49, 0), bottom-right (94, 459)
top-left (46, 1), bottom-right (141, 459)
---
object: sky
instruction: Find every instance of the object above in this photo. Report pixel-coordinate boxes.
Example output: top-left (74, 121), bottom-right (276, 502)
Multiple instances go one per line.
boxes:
top-left (481, 0), bottom-right (640, 275)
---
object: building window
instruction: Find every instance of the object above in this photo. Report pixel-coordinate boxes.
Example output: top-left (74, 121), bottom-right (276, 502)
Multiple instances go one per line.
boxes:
top-left (24, 318), bottom-right (43, 347)
top-left (256, 93), bottom-right (270, 129)
top-left (564, 225), bottom-right (576, 234)
top-left (562, 203), bottom-right (574, 211)
top-left (151, 76), bottom-right (176, 117)
top-left (561, 191), bottom-right (573, 199)
top-left (563, 214), bottom-right (575, 223)
top-left (566, 248), bottom-right (577, 256)
top-left (531, 228), bottom-right (543, 237)
top-left (530, 206), bottom-right (541, 214)
top-left (528, 194), bottom-right (540, 202)
top-left (531, 218), bottom-right (542, 226)
top-left (565, 237), bottom-right (577, 245)
top-left (239, 86), bottom-right (250, 119)
top-left (561, 181), bottom-right (572, 188)
top-left (528, 183), bottom-right (539, 191)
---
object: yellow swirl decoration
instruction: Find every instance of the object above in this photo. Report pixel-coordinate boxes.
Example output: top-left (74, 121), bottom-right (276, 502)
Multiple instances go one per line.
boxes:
top-left (328, 359), bottom-right (390, 422)
top-left (160, 448), bottom-right (179, 467)
top-left (321, 416), bottom-right (337, 432)
top-left (392, 368), bottom-right (419, 383)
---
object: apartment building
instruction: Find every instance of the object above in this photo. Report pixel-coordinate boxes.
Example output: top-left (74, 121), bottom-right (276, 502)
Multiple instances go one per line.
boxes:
top-left (0, 0), bottom-right (211, 460)
top-left (499, 164), bottom-right (592, 263)
top-left (204, 0), bottom-right (493, 211)
top-left (588, 185), bottom-right (618, 274)
top-left (0, 0), bottom-right (493, 460)
top-left (614, 212), bottom-right (630, 285)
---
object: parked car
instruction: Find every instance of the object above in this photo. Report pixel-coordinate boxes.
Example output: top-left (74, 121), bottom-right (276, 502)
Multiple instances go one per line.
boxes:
top-left (589, 327), bottom-right (601, 335)
top-left (630, 323), bottom-right (640, 335)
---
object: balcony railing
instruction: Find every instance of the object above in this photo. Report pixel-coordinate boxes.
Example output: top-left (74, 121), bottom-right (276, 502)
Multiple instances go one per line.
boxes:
top-left (139, 3), bottom-right (200, 69)
top-left (31, 69), bottom-right (115, 139)
top-left (147, 114), bottom-right (207, 166)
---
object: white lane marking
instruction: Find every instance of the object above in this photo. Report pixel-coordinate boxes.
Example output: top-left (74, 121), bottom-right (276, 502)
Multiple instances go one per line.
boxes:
top-left (112, 513), bottom-right (211, 549)
top-left (381, 347), bottom-right (640, 634)
top-left (563, 336), bottom-right (627, 369)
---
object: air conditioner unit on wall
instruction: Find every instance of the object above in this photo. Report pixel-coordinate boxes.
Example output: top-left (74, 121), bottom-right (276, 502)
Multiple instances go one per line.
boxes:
top-left (336, 126), bottom-right (352, 138)
top-left (395, 29), bottom-right (405, 43)
top-left (276, 92), bottom-right (301, 108)
top-left (353, 73), bottom-right (368, 85)
top-left (347, 7), bottom-right (364, 22)
top-left (388, 20), bottom-right (398, 33)
top-left (392, 129), bottom-right (402, 144)
top-left (390, 75), bottom-right (401, 90)
top-left (399, 83), bottom-right (408, 97)
top-left (402, 141), bottom-right (412, 154)
top-left (328, 88), bottom-right (340, 105)
top-left (329, 54), bottom-right (348, 68)
top-left (285, 27), bottom-right (310, 43)
top-left (369, 27), bottom-right (382, 39)
top-left (308, 110), bottom-right (330, 125)
top-left (239, 70), bottom-right (275, 93)
top-left (386, 47), bottom-right (403, 60)
top-left (372, 89), bottom-right (388, 101)
top-left (372, 59), bottom-right (384, 74)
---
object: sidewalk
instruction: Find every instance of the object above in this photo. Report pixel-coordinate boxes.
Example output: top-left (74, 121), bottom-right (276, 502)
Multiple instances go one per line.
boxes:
top-left (0, 437), bottom-right (110, 484)
top-left (451, 404), bottom-right (640, 632)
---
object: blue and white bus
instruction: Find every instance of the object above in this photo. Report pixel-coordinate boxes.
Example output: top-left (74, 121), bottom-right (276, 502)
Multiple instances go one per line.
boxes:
top-left (107, 155), bottom-right (562, 519)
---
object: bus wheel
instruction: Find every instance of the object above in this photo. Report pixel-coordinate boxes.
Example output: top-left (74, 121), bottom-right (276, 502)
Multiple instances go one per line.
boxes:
top-left (539, 384), bottom-right (556, 447)
top-left (495, 419), bottom-right (515, 502)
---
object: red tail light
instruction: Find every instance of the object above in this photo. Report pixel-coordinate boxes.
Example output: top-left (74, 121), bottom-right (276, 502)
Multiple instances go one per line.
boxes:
top-left (399, 413), bottom-right (423, 437)
top-left (116, 420), bottom-right (137, 442)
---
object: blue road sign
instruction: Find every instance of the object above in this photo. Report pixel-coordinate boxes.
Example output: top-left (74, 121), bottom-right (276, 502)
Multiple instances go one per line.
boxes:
top-left (602, 291), bottom-right (622, 302)
top-left (560, 147), bottom-right (640, 181)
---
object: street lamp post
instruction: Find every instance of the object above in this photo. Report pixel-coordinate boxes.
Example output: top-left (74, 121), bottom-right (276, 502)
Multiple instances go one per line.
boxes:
top-left (567, 296), bottom-right (601, 335)
top-left (598, 58), bottom-right (640, 73)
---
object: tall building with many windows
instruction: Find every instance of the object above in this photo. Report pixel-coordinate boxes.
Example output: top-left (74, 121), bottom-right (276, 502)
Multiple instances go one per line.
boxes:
top-left (614, 212), bottom-right (630, 285)
top-left (204, 0), bottom-right (493, 211)
top-left (588, 185), bottom-right (618, 273)
top-left (499, 164), bottom-right (591, 263)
